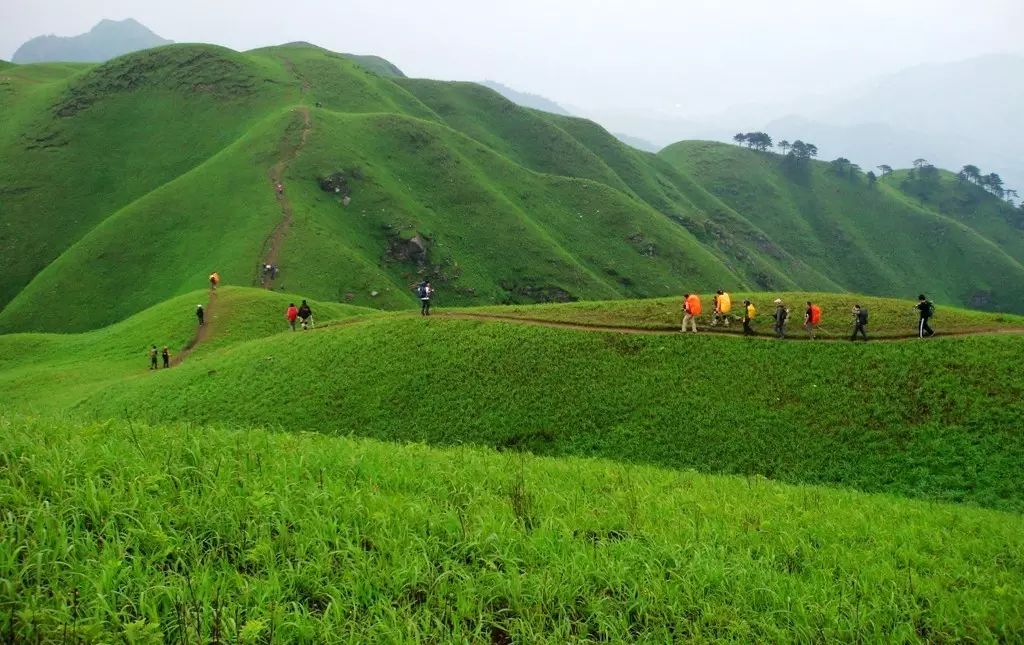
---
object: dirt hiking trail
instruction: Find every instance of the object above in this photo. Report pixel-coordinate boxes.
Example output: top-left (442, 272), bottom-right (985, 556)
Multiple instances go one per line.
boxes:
top-left (439, 312), bottom-right (1024, 342)
top-left (171, 289), bottom-right (217, 366)
top-left (260, 106), bottom-right (311, 290)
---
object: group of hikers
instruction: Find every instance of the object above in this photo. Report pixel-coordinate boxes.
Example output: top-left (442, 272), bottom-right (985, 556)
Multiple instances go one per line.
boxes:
top-left (148, 344), bottom-right (171, 369)
top-left (682, 290), bottom-right (937, 340)
top-left (285, 300), bottom-right (316, 330)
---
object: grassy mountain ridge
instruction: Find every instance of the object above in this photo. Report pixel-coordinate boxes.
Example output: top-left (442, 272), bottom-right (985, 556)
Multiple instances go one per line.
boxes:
top-left (2, 42), bottom-right (1023, 336)
top-left (3, 287), bottom-right (1023, 511)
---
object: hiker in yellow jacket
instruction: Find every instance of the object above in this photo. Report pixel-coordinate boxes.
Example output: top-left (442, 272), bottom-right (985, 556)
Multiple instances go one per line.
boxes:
top-left (742, 300), bottom-right (757, 336)
top-left (712, 290), bottom-right (732, 326)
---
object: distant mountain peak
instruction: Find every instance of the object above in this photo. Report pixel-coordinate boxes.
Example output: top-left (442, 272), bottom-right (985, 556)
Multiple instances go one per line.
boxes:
top-left (12, 18), bottom-right (172, 64)
top-left (480, 80), bottom-right (571, 116)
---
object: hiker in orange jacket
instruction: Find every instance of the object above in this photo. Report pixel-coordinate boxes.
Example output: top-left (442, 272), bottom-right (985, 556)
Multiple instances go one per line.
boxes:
top-left (286, 303), bottom-right (299, 331)
top-left (681, 293), bottom-right (701, 333)
top-left (209, 272), bottom-right (220, 290)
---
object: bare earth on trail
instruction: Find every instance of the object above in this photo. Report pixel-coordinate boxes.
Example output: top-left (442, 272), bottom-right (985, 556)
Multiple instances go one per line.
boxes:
top-left (171, 290), bottom-right (216, 366)
top-left (439, 311), bottom-right (1024, 342)
top-left (261, 106), bottom-right (312, 290)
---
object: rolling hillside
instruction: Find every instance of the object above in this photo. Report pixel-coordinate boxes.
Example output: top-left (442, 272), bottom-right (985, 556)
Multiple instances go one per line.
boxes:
top-left (2, 43), bottom-right (1023, 336)
top-left (3, 287), bottom-right (1024, 511)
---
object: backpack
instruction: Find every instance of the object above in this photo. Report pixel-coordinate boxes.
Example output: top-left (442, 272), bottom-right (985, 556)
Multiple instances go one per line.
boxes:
top-left (747, 303), bottom-right (757, 318)
top-left (686, 295), bottom-right (702, 316)
top-left (719, 293), bottom-right (732, 313)
top-left (417, 284), bottom-right (428, 298)
top-left (810, 304), bottom-right (821, 325)
top-left (858, 308), bottom-right (869, 325)
top-left (925, 301), bottom-right (935, 318)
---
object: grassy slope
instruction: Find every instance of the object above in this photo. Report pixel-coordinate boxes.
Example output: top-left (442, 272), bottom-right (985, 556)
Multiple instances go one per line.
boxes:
top-left (2, 291), bottom-right (1022, 511)
top-left (282, 110), bottom-right (737, 306)
top-left (0, 287), bottom-right (372, 410)
top-left (3, 416), bottom-right (1022, 642)
top-left (886, 168), bottom-right (1024, 264)
top-left (661, 141), bottom-right (1024, 312)
top-left (0, 46), bottom-right (297, 315)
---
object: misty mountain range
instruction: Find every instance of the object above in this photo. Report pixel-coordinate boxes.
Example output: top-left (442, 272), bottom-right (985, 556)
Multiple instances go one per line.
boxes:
top-left (11, 18), bottom-right (171, 64)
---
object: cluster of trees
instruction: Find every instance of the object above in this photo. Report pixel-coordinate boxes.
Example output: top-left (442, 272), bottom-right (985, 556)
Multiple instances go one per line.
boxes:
top-left (957, 164), bottom-right (1017, 202)
top-left (732, 132), bottom-right (773, 151)
top-left (731, 134), bottom-right (1019, 207)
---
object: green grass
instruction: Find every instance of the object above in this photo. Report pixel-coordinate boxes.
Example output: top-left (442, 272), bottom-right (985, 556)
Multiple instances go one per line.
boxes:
top-left (2, 415), bottom-right (1022, 642)
top-left (2, 290), bottom-right (1023, 512)
top-left (3, 44), bottom-right (1024, 336)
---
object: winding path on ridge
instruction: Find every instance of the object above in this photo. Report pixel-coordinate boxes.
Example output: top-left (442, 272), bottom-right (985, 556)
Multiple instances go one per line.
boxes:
top-left (166, 305), bottom-right (1024, 369)
top-left (171, 290), bottom-right (217, 366)
top-left (260, 105), bottom-right (312, 290)
top-left (437, 312), bottom-right (1024, 342)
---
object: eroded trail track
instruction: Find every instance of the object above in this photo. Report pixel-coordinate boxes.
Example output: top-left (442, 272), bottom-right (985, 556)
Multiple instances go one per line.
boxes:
top-left (260, 106), bottom-right (311, 290)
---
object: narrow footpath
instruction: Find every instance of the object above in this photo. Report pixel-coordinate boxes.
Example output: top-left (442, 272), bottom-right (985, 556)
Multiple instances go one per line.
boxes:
top-left (260, 106), bottom-right (312, 290)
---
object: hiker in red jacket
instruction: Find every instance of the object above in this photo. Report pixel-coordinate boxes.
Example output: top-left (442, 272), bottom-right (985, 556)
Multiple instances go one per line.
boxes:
top-left (286, 303), bottom-right (299, 331)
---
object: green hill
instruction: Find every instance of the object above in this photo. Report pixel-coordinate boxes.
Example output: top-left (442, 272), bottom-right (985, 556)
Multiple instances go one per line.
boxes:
top-left (2, 43), bottom-right (1023, 338)
top-left (3, 288), bottom-right (1024, 512)
top-left (3, 415), bottom-right (1021, 642)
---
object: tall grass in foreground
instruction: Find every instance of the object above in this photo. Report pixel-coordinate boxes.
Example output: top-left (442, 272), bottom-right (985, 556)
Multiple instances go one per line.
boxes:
top-left (1, 416), bottom-right (1022, 642)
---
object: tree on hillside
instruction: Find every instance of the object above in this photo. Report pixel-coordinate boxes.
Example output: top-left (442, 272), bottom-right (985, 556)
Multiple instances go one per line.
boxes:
top-left (867, 170), bottom-right (877, 185)
top-left (877, 164), bottom-right (893, 176)
top-left (744, 132), bottom-right (773, 151)
top-left (849, 163), bottom-right (862, 177)
top-left (981, 173), bottom-right (1005, 198)
top-left (913, 158), bottom-right (930, 170)
top-left (786, 140), bottom-right (818, 162)
top-left (903, 161), bottom-right (940, 202)
top-left (958, 164), bottom-right (982, 184)
top-left (733, 133), bottom-right (747, 147)
top-left (778, 140), bottom-right (790, 155)
top-left (1004, 188), bottom-right (1018, 204)
top-left (830, 157), bottom-right (851, 176)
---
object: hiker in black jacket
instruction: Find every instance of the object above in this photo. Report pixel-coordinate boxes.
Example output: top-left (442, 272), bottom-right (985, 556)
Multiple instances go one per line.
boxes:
top-left (916, 294), bottom-right (935, 338)
top-left (297, 300), bottom-right (314, 330)
top-left (196, 305), bottom-right (205, 326)
top-left (850, 305), bottom-right (868, 341)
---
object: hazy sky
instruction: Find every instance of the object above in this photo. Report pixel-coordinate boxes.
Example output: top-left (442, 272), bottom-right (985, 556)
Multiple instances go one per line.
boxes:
top-left (3, 0), bottom-right (1022, 115)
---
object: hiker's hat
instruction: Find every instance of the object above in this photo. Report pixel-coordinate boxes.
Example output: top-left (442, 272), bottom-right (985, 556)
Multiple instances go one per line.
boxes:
top-left (773, 298), bottom-right (782, 304)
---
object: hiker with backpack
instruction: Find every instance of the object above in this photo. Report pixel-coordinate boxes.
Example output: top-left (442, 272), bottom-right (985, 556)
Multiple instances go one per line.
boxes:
top-left (416, 280), bottom-right (433, 316)
top-left (297, 300), bottom-right (314, 330)
top-left (804, 301), bottom-right (822, 339)
top-left (162, 346), bottom-right (171, 368)
top-left (681, 293), bottom-right (701, 333)
top-left (286, 303), bottom-right (299, 331)
top-left (773, 299), bottom-right (790, 339)
top-left (916, 294), bottom-right (935, 338)
top-left (196, 304), bottom-right (205, 326)
top-left (742, 299), bottom-right (756, 336)
top-left (712, 290), bottom-right (732, 327)
top-left (208, 272), bottom-right (220, 291)
top-left (149, 345), bottom-right (159, 370)
top-left (851, 305), bottom-right (868, 341)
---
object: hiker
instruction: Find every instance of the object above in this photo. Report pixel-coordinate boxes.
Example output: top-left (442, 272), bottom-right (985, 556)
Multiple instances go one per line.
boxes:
top-left (851, 305), bottom-right (868, 341)
top-left (271, 264), bottom-right (279, 279)
top-left (286, 303), bottom-right (299, 331)
top-left (209, 272), bottom-right (220, 291)
top-left (804, 301), bottom-right (822, 339)
top-left (417, 280), bottom-right (433, 316)
top-left (276, 182), bottom-right (284, 195)
top-left (149, 344), bottom-right (159, 370)
top-left (681, 293), bottom-right (701, 333)
top-left (196, 304), bottom-right (205, 326)
top-left (916, 294), bottom-right (935, 338)
top-left (162, 346), bottom-right (170, 368)
top-left (773, 299), bottom-right (789, 339)
top-left (297, 300), bottom-right (314, 330)
top-left (742, 299), bottom-right (757, 336)
top-left (712, 290), bottom-right (732, 327)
